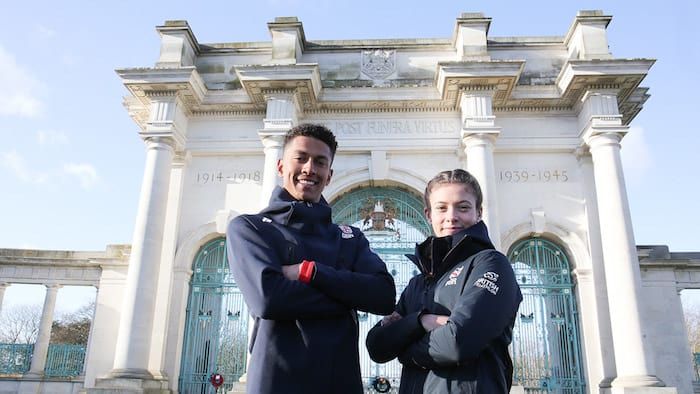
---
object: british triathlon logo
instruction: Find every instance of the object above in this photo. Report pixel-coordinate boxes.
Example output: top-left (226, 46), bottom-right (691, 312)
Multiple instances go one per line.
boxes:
top-left (474, 271), bottom-right (500, 295)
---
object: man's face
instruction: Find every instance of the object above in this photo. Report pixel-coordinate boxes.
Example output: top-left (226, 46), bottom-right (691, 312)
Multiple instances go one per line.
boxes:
top-left (277, 135), bottom-right (334, 203)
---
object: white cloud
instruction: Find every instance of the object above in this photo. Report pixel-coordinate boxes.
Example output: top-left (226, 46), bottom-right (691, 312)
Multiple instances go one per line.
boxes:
top-left (0, 151), bottom-right (48, 184)
top-left (37, 130), bottom-right (69, 145)
top-left (63, 163), bottom-right (99, 190)
top-left (620, 126), bottom-right (652, 187)
top-left (0, 44), bottom-right (45, 117)
top-left (36, 25), bottom-right (56, 39)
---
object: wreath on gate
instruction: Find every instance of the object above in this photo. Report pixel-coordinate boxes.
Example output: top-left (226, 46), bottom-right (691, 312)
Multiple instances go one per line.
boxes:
top-left (210, 373), bottom-right (224, 388)
top-left (372, 376), bottom-right (391, 393)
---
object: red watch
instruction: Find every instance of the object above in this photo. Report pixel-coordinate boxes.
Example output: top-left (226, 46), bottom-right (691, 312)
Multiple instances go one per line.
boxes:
top-left (299, 260), bottom-right (315, 283)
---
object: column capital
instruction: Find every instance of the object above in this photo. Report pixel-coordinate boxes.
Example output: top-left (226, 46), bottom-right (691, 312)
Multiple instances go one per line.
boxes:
top-left (461, 131), bottom-right (499, 148)
top-left (262, 91), bottom-right (299, 130)
top-left (139, 95), bottom-right (187, 150)
top-left (258, 130), bottom-right (287, 150)
top-left (581, 126), bottom-right (627, 150)
top-left (459, 88), bottom-right (499, 130)
top-left (142, 136), bottom-right (178, 152)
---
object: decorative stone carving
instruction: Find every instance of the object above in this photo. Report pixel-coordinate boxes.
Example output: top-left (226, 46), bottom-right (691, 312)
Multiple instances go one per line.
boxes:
top-left (361, 49), bottom-right (396, 80)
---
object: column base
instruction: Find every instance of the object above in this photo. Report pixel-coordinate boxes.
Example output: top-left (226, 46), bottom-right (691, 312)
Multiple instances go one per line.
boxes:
top-left (611, 388), bottom-right (677, 394)
top-left (611, 375), bottom-right (676, 394)
top-left (227, 382), bottom-right (247, 393)
top-left (85, 376), bottom-right (170, 394)
top-left (22, 371), bottom-right (44, 379)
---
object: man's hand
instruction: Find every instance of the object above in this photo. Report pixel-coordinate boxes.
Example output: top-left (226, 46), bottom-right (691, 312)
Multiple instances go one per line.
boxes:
top-left (420, 314), bottom-right (449, 332)
top-left (282, 263), bottom-right (301, 281)
top-left (380, 311), bottom-right (402, 326)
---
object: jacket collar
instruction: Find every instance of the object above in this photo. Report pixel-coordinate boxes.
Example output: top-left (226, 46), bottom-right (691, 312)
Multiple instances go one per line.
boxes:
top-left (259, 186), bottom-right (332, 234)
top-left (406, 220), bottom-right (495, 278)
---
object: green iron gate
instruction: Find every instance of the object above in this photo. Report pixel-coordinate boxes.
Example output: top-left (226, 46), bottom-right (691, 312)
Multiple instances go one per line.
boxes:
top-left (508, 238), bottom-right (585, 393)
top-left (178, 188), bottom-right (586, 393)
top-left (179, 238), bottom-right (249, 394)
top-left (331, 186), bottom-right (432, 390)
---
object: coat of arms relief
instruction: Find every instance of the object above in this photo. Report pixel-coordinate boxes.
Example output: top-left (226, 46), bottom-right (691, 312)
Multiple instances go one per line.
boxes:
top-left (361, 49), bottom-right (397, 81)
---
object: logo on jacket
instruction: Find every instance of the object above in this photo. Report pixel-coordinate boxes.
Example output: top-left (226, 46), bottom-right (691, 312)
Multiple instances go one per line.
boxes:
top-left (339, 225), bottom-right (354, 239)
top-left (261, 217), bottom-right (272, 223)
top-left (474, 271), bottom-right (500, 295)
top-left (445, 266), bottom-right (464, 286)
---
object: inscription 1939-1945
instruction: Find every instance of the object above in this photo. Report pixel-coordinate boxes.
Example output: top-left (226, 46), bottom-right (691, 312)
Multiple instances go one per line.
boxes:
top-left (498, 169), bottom-right (570, 183)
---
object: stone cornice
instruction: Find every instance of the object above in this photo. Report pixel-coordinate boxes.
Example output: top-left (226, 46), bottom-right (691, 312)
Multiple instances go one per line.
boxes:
top-left (0, 247), bottom-right (130, 286)
top-left (436, 61), bottom-right (524, 107)
top-left (557, 59), bottom-right (655, 99)
top-left (116, 67), bottom-right (207, 129)
top-left (116, 60), bottom-right (654, 126)
top-left (235, 63), bottom-right (322, 110)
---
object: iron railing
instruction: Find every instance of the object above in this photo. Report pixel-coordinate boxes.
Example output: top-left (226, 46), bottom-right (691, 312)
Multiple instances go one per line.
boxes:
top-left (45, 344), bottom-right (85, 377)
top-left (0, 343), bottom-right (33, 375)
top-left (0, 343), bottom-right (85, 377)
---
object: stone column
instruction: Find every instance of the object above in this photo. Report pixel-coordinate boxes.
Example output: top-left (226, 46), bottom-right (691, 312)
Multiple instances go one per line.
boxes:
top-left (460, 89), bottom-right (502, 250)
top-left (0, 282), bottom-right (8, 314)
top-left (576, 148), bottom-right (616, 388)
top-left (258, 131), bottom-right (286, 208)
top-left (111, 136), bottom-right (176, 379)
top-left (581, 91), bottom-right (665, 391)
top-left (258, 92), bottom-right (298, 207)
top-left (25, 284), bottom-right (61, 377)
top-left (148, 153), bottom-right (186, 378)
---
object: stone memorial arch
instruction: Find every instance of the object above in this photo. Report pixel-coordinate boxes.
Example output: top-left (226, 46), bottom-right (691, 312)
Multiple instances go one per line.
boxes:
top-left (1, 10), bottom-right (699, 394)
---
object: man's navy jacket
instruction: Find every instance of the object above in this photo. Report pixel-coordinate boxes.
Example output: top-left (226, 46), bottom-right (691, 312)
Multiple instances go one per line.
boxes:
top-left (227, 186), bottom-right (395, 394)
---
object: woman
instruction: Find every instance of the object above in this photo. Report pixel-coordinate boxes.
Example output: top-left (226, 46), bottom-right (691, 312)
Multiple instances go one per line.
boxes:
top-left (366, 169), bottom-right (522, 393)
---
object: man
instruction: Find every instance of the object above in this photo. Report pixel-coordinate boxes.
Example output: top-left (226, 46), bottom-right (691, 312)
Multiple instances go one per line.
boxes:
top-left (226, 123), bottom-right (396, 393)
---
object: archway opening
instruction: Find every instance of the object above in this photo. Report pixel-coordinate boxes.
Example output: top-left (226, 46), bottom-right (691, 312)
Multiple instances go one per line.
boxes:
top-left (508, 237), bottom-right (585, 393)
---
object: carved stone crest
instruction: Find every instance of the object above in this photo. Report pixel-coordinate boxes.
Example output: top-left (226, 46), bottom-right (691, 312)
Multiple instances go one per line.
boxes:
top-left (361, 49), bottom-right (396, 80)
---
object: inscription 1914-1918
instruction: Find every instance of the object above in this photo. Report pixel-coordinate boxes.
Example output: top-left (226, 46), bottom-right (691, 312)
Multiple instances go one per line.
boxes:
top-left (196, 171), bottom-right (261, 184)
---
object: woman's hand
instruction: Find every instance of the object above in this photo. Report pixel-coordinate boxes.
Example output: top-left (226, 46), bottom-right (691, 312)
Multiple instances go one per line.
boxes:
top-left (420, 313), bottom-right (449, 331)
top-left (380, 311), bottom-right (403, 326)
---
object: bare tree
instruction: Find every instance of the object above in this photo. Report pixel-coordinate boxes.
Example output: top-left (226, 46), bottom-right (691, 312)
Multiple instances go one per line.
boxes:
top-left (0, 304), bottom-right (41, 344)
top-left (51, 301), bottom-right (95, 345)
top-left (685, 305), bottom-right (700, 354)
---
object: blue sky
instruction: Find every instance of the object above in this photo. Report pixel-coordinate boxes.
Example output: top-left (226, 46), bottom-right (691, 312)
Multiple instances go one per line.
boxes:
top-left (1, 1), bottom-right (699, 309)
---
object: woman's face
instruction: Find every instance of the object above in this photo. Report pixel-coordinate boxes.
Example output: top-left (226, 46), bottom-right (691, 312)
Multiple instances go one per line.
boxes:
top-left (425, 183), bottom-right (482, 237)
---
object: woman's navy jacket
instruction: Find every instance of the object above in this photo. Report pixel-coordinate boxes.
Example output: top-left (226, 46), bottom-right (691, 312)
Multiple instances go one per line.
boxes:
top-left (226, 186), bottom-right (396, 394)
top-left (366, 221), bottom-right (522, 393)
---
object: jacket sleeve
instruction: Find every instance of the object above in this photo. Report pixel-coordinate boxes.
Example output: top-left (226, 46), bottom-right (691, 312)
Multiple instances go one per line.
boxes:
top-left (310, 229), bottom-right (396, 315)
top-left (400, 250), bottom-right (522, 369)
top-left (365, 279), bottom-right (425, 363)
top-left (226, 216), bottom-right (349, 320)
